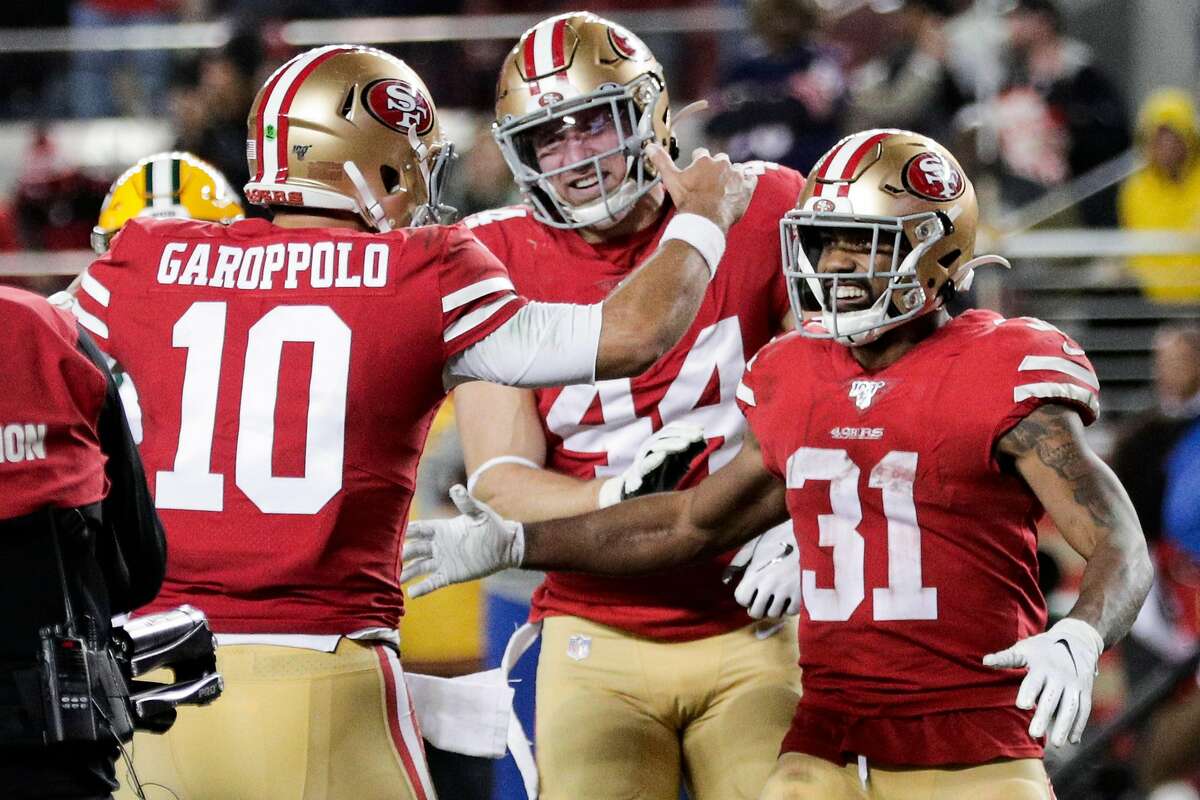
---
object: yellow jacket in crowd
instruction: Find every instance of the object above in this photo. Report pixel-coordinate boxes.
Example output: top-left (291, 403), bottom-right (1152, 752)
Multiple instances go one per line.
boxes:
top-left (1118, 88), bottom-right (1200, 302)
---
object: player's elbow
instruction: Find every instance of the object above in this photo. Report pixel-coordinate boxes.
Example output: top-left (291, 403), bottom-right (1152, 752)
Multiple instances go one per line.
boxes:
top-left (594, 338), bottom-right (657, 380)
top-left (594, 320), bottom-right (674, 379)
top-left (468, 467), bottom-right (522, 517)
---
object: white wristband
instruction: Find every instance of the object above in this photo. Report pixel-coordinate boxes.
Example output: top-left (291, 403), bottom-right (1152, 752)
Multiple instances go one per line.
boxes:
top-left (466, 455), bottom-right (540, 496)
top-left (659, 212), bottom-right (725, 279)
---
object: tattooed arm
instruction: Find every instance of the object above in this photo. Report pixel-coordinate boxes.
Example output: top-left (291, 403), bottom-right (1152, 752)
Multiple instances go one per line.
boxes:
top-left (997, 404), bottom-right (1152, 647)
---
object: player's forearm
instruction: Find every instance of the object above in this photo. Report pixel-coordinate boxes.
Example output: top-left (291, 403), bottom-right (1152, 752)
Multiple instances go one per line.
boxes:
top-left (1005, 405), bottom-right (1153, 647)
top-left (1067, 524), bottom-right (1153, 649)
top-left (522, 491), bottom-right (709, 575)
top-left (1058, 456), bottom-right (1153, 647)
top-left (473, 463), bottom-right (603, 523)
top-left (595, 240), bottom-right (710, 379)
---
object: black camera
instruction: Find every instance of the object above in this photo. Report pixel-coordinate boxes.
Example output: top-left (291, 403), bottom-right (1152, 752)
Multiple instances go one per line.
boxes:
top-left (35, 605), bottom-right (222, 744)
top-left (112, 605), bottom-right (224, 733)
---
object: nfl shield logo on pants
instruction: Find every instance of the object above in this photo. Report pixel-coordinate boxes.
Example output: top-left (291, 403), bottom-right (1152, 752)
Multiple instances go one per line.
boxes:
top-left (566, 634), bottom-right (591, 661)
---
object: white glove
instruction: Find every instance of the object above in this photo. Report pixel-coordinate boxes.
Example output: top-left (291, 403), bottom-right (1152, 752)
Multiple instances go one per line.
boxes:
top-left (983, 617), bottom-right (1104, 747)
top-left (401, 484), bottom-right (525, 599)
top-left (724, 523), bottom-right (801, 619)
top-left (598, 421), bottom-right (706, 508)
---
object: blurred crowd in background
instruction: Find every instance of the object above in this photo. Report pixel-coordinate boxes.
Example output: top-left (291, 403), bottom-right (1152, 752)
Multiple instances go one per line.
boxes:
top-left (1, 2), bottom-right (1199, 798)
top-left (2, 0), bottom-right (1197, 291)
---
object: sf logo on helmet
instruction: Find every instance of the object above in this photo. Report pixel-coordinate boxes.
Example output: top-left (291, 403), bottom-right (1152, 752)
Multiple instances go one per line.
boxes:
top-left (903, 152), bottom-right (965, 202)
top-left (363, 79), bottom-right (435, 136)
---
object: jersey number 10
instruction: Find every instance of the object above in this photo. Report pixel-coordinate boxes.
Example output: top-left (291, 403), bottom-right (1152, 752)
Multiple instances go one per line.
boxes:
top-left (156, 301), bottom-right (350, 515)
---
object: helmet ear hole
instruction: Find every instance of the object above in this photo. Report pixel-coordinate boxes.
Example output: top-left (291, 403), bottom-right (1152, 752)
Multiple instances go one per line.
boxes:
top-left (937, 248), bottom-right (961, 270)
top-left (340, 87), bottom-right (356, 120)
top-left (380, 165), bottom-right (401, 194)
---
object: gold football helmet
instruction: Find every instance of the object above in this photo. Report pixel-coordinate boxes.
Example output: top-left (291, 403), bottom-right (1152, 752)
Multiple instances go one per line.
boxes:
top-left (493, 12), bottom-right (674, 229)
top-left (92, 151), bottom-right (244, 254)
top-left (244, 45), bottom-right (453, 231)
top-left (781, 129), bottom-right (1009, 345)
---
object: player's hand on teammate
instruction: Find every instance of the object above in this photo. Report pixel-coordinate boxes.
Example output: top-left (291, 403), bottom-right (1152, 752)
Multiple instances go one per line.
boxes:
top-left (645, 143), bottom-right (757, 234)
top-left (402, 485), bottom-right (525, 598)
top-left (599, 421), bottom-right (707, 508)
top-left (723, 523), bottom-right (801, 619)
top-left (983, 617), bottom-right (1104, 747)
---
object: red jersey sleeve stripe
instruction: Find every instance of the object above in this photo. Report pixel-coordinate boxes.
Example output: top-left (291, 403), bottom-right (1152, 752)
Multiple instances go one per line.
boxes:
top-left (73, 301), bottom-right (110, 342)
top-left (1017, 355), bottom-right (1099, 390)
top-left (1013, 382), bottom-right (1099, 418)
top-left (441, 276), bottom-right (516, 312)
top-left (80, 270), bottom-right (111, 307)
top-left (443, 294), bottom-right (520, 342)
top-left (72, 271), bottom-right (112, 345)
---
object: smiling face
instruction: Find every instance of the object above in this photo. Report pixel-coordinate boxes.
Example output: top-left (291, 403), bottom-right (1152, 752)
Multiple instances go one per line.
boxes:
top-left (527, 105), bottom-right (628, 206)
top-left (814, 228), bottom-right (899, 313)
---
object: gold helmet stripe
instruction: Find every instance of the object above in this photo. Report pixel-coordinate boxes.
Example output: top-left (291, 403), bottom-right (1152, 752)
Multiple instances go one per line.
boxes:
top-left (254, 45), bottom-right (355, 185)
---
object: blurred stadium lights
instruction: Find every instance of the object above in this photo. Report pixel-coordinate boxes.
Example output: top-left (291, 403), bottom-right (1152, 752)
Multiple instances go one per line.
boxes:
top-left (0, 7), bottom-right (744, 54)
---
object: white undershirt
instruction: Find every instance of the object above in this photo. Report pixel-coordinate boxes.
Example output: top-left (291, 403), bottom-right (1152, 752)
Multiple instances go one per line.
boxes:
top-left (444, 300), bottom-right (603, 390)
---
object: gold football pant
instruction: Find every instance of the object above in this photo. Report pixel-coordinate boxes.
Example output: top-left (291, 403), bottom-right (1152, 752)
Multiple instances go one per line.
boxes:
top-left (535, 615), bottom-right (802, 800)
top-left (759, 752), bottom-right (1055, 800)
top-left (114, 638), bottom-right (436, 800)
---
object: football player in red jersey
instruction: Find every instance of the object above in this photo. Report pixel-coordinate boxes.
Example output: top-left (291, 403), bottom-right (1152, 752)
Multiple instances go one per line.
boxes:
top-left (404, 130), bottom-right (1154, 799)
top-left (453, 12), bottom-right (804, 799)
top-left (64, 46), bottom-right (754, 800)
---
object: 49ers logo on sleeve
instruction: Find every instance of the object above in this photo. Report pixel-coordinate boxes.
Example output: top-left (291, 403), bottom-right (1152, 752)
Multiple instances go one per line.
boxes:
top-left (902, 152), bottom-right (965, 201)
top-left (362, 79), bottom-right (435, 136)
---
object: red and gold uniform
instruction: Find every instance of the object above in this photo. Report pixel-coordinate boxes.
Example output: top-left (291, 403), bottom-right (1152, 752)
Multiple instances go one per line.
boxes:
top-left (738, 309), bottom-right (1099, 796)
top-left (75, 216), bottom-right (524, 800)
top-left (467, 163), bottom-right (805, 799)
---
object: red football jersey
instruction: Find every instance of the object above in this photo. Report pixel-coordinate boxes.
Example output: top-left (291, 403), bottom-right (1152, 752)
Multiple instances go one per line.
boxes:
top-left (73, 217), bottom-right (526, 634)
top-left (737, 309), bottom-right (1102, 766)
top-left (0, 287), bottom-right (108, 518)
top-left (466, 163), bottom-right (804, 641)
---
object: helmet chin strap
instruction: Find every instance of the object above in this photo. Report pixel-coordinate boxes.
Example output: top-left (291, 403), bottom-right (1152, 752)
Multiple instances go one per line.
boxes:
top-left (343, 160), bottom-right (392, 232)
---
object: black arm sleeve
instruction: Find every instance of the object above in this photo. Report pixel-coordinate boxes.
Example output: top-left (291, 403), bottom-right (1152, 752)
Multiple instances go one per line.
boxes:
top-left (76, 327), bottom-right (167, 613)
